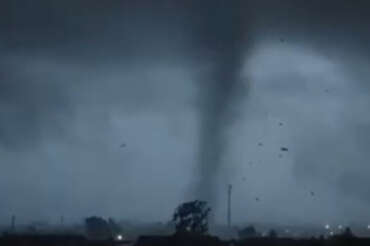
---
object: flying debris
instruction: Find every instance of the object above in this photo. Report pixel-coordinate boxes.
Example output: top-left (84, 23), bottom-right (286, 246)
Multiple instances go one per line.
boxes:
top-left (310, 191), bottom-right (315, 196)
top-left (120, 143), bottom-right (126, 148)
top-left (255, 197), bottom-right (260, 202)
top-left (278, 154), bottom-right (283, 158)
top-left (280, 38), bottom-right (285, 43)
top-left (258, 142), bottom-right (263, 147)
top-left (242, 177), bottom-right (246, 181)
top-left (278, 122), bottom-right (283, 126)
top-left (280, 147), bottom-right (288, 152)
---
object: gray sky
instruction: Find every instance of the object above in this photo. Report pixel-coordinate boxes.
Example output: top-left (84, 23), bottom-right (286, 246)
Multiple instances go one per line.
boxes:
top-left (1, 1), bottom-right (370, 227)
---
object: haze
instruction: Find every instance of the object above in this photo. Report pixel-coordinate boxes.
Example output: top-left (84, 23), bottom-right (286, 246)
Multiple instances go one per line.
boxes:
top-left (1, 1), bottom-right (370, 227)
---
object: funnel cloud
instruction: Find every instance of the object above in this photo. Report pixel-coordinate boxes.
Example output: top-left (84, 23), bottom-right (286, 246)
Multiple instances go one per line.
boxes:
top-left (190, 0), bottom-right (250, 206)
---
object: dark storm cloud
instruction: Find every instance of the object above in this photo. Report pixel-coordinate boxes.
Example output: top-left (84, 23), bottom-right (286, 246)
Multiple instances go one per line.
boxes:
top-left (236, 0), bottom-right (370, 224)
top-left (0, 0), bottom-right (193, 148)
top-left (0, 1), bottom-right (199, 223)
top-left (0, 59), bottom-right (71, 149)
top-left (266, 1), bottom-right (370, 206)
top-left (1, 0), bottom-right (370, 226)
top-left (191, 0), bottom-right (370, 218)
top-left (0, 0), bottom-right (252, 212)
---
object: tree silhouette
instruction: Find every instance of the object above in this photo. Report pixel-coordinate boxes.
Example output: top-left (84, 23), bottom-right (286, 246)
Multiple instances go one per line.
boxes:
top-left (268, 229), bottom-right (278, 238)
top-left (85, 216), bottom-right (112, 240)
top-left (341, 227), bottom-right (355, 238)
top-left (172, 200), bottom-right (211, 235)
top-left (108, 218), bottom-right (122, 235)
top-left (238, 225), bottom-right (258, 239)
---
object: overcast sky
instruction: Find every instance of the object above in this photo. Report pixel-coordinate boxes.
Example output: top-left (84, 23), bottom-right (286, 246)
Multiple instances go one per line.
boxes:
top-left (1, 1), bottom-right (370, 227)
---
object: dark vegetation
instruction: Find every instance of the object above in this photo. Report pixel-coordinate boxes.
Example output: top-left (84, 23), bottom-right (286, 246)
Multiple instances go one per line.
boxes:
top-left (238, 225), bottom-right (259, 238)
top-left (1, 201), bottom-right (368, 246)
top-left (84, 217), bottom-right (122, 240)
top-left (172, 200), bottom-right (211, 235)
top-left (2, 233), bottom-right (370, 246)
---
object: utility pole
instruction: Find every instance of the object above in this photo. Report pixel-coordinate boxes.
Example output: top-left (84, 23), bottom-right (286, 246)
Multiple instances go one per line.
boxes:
top-left (227, 184), bottom-right (232, 228)
top-left (11, 214), bottom-right (15, 232)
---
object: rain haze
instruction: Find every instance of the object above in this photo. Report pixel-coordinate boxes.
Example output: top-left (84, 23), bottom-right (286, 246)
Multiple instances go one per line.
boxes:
top-left (1, 0), bottom-right (370, 228)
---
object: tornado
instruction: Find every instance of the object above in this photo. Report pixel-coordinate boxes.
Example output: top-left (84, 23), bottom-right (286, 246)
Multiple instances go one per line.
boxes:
top-left (191, 0), bottom-right (251, 206)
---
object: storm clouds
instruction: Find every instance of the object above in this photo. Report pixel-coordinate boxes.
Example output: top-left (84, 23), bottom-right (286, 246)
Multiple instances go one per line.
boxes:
top-left (1, 1), bottom-right (370, 226)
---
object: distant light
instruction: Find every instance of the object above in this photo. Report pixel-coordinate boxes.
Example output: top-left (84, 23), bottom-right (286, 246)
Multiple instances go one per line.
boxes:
top-left (329, 231), bottom-right (334, 236)
top-left (285, 229), bottom-right (290, 233)
top-left (116, 235), bottom-right (123, 241)
top-left (367, 225), bottom-right (370, 230)
top-left (325, 224), bottom-right (330, 230)
top-left (338, 225), bottom-right (343, 230)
